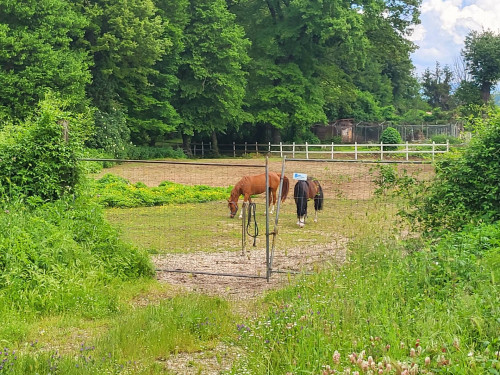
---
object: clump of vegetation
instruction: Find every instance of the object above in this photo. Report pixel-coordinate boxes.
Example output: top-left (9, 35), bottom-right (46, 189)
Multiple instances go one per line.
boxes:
top-left (0, 196), bottom-right (153, 317)
top-left (231, 222), bottom-right (500, 374)
top-left (379, 127), bottom-right (402, 150)
top-left (0, 96), bottom-right (88, 203)
top-left (405, 109), bottom-right (500, 233)
top-left (92, 174), bottom-right (231, 208)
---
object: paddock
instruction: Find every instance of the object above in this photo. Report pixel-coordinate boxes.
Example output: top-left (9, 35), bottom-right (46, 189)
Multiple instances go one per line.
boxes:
top-left (89, 158), bottom-right (434, 299)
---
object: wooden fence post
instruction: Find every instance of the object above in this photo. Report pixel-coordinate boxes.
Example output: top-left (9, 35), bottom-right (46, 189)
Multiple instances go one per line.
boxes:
top-left (279, 142), bottom-right (283, 157)
top-left (233, 142), bottom-right (236, 157)
top-left (355, 142), bottom-right (358, 160)
top-left (331, 142), bottom-right (334, 159)
top-left (305, 142), bottom-right (309, 159)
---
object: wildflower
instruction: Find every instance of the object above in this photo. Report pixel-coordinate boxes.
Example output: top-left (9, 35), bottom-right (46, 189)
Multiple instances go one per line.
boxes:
top-left (348, 353), bottom-right (357, 364)
top-left (333, 350), bottom-right (341, 364)
top-left (424, 357), bottom-right (431, 366)
top-left (385, 344), bottom-right (390, 351)
top-left (453, 338), bottom-right (460, 350)
top-left (400, 342), bottom-right (405, 349)
top-left (415, 339), bottom-right (420, 348)
top-left (361, 360), bottom-right (369, 371)
top-left (409, 348), bottom-right (416, 357)
top-left (386, 363), bottom-right (392, 371)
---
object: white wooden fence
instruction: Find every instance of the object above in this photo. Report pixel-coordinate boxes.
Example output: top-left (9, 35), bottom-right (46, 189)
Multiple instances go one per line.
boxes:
top-left (270, 141), bottom-right (450, 161)
top-left (192, 140), bottom-right (451, 160)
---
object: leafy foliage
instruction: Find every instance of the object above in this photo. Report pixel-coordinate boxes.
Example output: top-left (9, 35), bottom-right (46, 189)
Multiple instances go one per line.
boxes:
top-left (92, 174), bottom-right (230, 208)
top-left (403, 109), bottom-right (500, 233)
top-left (0, 0), bottom-right (90, 121)
top-left (0, 197), bottom-right (153, 316)
top-left (0, 96), bottom-right (89, 202)
top-left (379, 127), bottom-right (402, 150)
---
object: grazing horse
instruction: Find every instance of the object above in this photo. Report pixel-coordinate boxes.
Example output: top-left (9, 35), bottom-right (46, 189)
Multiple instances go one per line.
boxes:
top-left (294, 177), bottom-right (324, 227)
top-left (228, 172), bottom-right (290, 218)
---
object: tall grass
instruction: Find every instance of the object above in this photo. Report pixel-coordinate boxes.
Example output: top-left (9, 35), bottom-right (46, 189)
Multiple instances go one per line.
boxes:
top-left (231, 223), bottom-right (500, 374)
top-left (0, 195), bottom-right (153, 324)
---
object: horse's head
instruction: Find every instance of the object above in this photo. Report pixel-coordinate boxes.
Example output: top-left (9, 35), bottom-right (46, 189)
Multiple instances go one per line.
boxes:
top-left (228, 200), bottom-right (238, 218)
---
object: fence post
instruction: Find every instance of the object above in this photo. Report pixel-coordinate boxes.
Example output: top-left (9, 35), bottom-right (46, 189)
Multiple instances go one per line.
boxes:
top-left (331, 142), bottom-right (334, 159)
top-left (446, 139), bottom-right (449, 152)
top-left (233, 141), bottom-right (236, 158)
top-left (193, 144), bottom-right (196, 156)
top-left (280, 142), bottom-right (283, 157)
top-left (432, 141), bottom-right (435, 161)
top-left (305, 142), bottom-right (309, 159)
top-left (292, 142), bottom-right (295, 158)
top-left (245, 142), bottom-right (247, 156)
top-left (406, 141), bottom-right (409, 161)
top-left (380, 142), bottom-right (383, 160)
top-left (355, 142), bottom-right (358, 160)
top-left (268, 142), bottom-right (271, 153)
top-left (201, 141), bottom-right (204, 158)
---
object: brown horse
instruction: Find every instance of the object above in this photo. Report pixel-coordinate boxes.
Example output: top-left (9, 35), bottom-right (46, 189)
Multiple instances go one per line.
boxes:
top-left (294, 177), bottom-right (324, 227)
top-left (228, 172), bottom-right (290, 218)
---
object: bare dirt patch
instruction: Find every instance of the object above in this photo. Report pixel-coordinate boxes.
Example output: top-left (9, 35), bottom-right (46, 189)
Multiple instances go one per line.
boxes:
top-left (153, 236), bottom-right (348, 301)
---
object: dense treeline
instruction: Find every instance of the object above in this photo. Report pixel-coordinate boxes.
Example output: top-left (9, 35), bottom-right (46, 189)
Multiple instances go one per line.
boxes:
top-left (0, 0), bottom-right (424, 155)
top-left (2, 0), bottom-right (500, 157)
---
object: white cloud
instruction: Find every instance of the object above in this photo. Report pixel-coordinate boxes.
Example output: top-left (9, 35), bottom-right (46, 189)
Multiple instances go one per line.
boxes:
top-left (410, 0), bottom-right (500, 76)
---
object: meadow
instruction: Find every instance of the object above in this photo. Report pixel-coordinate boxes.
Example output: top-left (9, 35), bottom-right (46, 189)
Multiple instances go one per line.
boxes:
top-left (0, 157), bottom-right (498, 374)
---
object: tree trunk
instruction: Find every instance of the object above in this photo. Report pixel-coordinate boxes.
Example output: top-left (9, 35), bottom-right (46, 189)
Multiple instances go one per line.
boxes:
top-left (272, 127), bottom-right (281, 143)
top-left (211, 131), bottom-right (220, 157)
top-left (182, 133), bottom-right (193, 157)
top-left (480, 82), bottom-right (492, 104)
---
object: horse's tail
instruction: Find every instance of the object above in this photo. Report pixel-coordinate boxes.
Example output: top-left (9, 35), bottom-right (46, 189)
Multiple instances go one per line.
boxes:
top-left (294, 181), bottom-right (308, 218)
top-left (280, 175), bottom-right (290, 202)
top-left (314, 182), bottom-right (324, 211)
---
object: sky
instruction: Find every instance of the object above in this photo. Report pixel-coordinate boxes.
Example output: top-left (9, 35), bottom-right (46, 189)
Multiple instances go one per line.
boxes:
top-left (409, 0), bottom-right (500, 77)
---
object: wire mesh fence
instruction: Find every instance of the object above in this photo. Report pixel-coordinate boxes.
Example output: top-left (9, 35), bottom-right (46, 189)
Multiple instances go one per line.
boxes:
top-left (85, 158), bottom-right (435, 299)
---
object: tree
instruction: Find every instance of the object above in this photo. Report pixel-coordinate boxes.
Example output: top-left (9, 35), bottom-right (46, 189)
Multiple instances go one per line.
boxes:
top-left (0, 0), bottom-right (90, 121)
top-left (75, 0), bottom-right (167, 144)
top-left (172, 0), bottom-right (250, 156)
top-left (421, 62), bottom-right (453, 110)
top-left (462, 29), bottom-right (500, 104)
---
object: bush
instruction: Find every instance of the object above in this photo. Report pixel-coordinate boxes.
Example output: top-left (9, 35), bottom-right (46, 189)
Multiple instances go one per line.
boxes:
top-left (124, 145), bottom-right (186, 160)
top-left (0, 96), bottom-right (88, 203)
top-left (0, 196), bottom-right (153, 316)
top-left (379, 126), bottom-right (402, 150)
top-left (404, 108), bottom-right (500, 233)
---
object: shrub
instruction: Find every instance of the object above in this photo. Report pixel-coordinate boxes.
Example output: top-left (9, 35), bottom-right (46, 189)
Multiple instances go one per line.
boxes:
top-left (379, 127), bottom-right (402, 150)
top-left (0, 96), bottom-right (88, 203)
top-left (404, 108), bottom-right (500, 233)
top-left (0, 196), bottom-right (153, 316)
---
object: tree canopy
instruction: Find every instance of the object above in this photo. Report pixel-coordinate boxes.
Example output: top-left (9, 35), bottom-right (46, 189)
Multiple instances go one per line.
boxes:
top-left (0, 0), bottom-right (434, 152)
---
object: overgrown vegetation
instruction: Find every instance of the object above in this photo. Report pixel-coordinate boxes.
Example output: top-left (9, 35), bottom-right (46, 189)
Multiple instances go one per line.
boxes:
top-left (91, 174), bottom-right (231, 208)
top-left (231, 224), bottom-right (499, 374)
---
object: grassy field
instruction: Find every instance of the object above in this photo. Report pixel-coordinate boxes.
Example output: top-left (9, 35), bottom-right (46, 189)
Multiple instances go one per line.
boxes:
top-left (1, 158), bottom-right (498, 374)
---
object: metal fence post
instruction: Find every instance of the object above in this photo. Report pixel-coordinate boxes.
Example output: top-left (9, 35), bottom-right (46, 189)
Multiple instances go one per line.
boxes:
top-left (280, 142), bottom-right (283, 157)
top-left (355, 142), bottom-right (358, 160)
top-left (331, 142), bottom-right (334, 159)
top-left (380, 142), bottom-right (383, 160)
top-left (233, 142), bottom-right (236, 158)
top-left (406, 141), bottom-right (409, 161)
top-left (306, 142), bottom-right (309, 159)
top-left (292, 142), bottom-right (295, 158)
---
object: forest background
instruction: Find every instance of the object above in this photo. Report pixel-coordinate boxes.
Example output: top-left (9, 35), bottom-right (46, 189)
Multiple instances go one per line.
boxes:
top-left (1, 0), bottom-right (499, 158)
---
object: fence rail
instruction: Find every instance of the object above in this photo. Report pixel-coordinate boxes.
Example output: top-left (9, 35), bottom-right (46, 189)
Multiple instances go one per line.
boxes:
top-left (192, 141), bottom-right (451, 161)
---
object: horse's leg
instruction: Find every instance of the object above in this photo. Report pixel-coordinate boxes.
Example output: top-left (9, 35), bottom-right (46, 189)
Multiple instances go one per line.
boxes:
top-left (269, 189), bottom-right (277, 214)
top-left (314, 209), bottom-right (318, 222)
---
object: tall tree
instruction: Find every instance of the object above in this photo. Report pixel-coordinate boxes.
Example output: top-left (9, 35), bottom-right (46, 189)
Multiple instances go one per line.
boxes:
top-left (0, 0), bottom-right (90, 121)
top-left (172, 0), bottom-right (250, 156)
top-left (75, 0), bottom-right (167, 144)
top-left (421, 62), bottom-right (453, 110)
top-left (462, 29), bottom-right (500, 104)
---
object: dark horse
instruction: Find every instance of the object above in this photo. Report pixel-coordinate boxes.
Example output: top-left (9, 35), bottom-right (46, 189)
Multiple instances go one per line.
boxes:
top-left (294, 177), bottom-right (324, 227)
top-left (228, 172), bottom-right (290, 218)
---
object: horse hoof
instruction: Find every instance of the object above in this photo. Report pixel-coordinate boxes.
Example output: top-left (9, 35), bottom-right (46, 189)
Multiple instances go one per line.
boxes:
top-left (299, 222), bottom-right (304, 228)
top-left (314, 219), bottom-right (317, 223)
